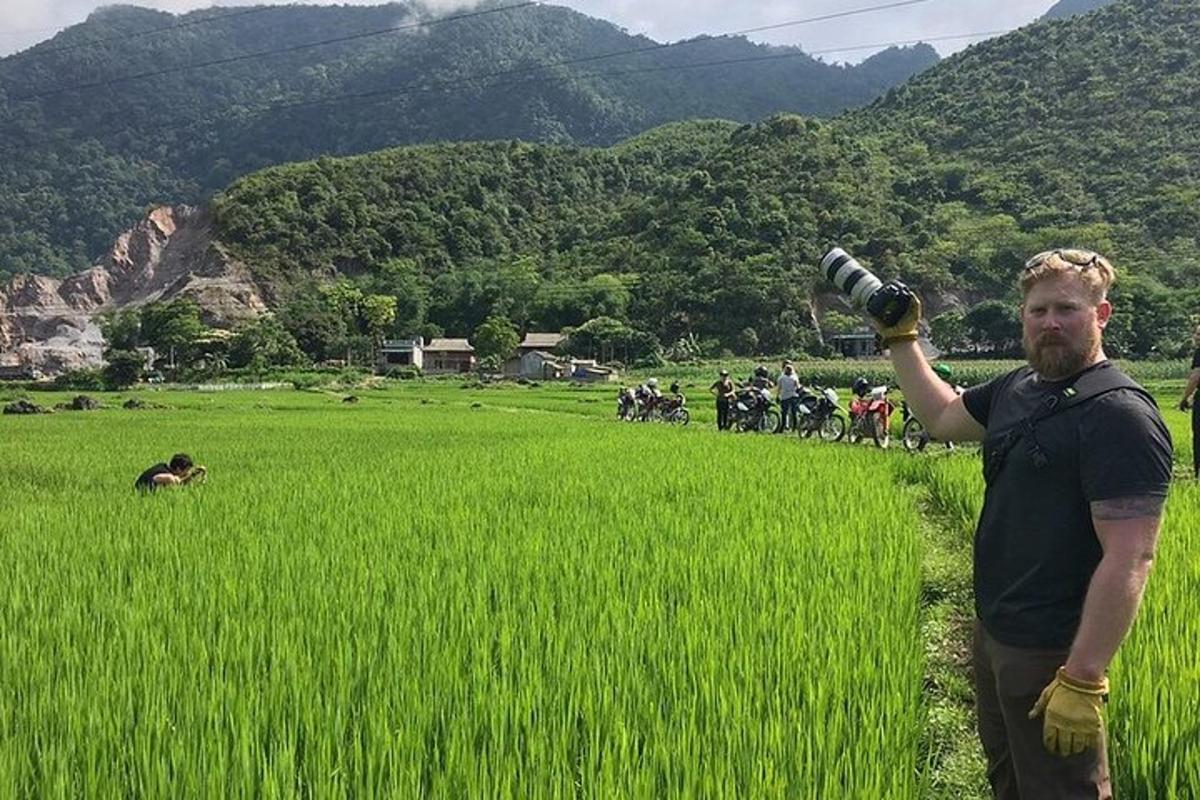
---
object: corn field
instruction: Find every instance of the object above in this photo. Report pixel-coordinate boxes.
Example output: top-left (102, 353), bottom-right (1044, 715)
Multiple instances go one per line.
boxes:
top-left (1, 386), bottom-right (1196, 798)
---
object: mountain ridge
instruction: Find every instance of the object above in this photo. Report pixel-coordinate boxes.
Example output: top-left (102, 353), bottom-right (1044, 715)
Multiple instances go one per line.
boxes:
top-left (0, 2), bottom-right (938, 279)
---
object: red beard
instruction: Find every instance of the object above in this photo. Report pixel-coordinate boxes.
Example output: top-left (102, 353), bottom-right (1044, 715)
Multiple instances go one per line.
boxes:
top-left (1024, 328), bottom-right (1100, 380)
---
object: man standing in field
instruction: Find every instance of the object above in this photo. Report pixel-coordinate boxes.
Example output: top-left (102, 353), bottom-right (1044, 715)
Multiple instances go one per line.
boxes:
top-left (872, 249), bottom-right (1172, 798)
top-left (135, 453), bottom-right (207, 491)
top-left (776, 361), bottom-right (802, 432)
top-left (710, 369), bottom-right (735, 430)
top-left (1177, 323), bottom-right (1200, 478)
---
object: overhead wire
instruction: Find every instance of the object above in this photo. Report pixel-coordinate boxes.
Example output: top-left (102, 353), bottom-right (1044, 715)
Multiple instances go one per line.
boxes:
top-left (0, 1), bottom-right (996, 155)
top-left (6, 2), bottom-right (538, 103)
top-left (2, 6), bottom-right (280, 62)
top-left (6, 0), bottom-right (938, 102)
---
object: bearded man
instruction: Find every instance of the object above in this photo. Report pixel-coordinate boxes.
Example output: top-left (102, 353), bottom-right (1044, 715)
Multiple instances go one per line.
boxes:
top-left (873, 249), bottom-right (1173, 799)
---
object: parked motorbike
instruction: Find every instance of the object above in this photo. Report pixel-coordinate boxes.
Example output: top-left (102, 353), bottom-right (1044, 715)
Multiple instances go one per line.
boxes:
top-left (731, 386), bottom-right (780, 433)
top-left (617, 388), bottom-right (639, 421)
top-left (848, 385), bottom-right (895, 448)
top-left (659, 391), bottom-right (690, 425)
top-left (901, 400), bottom-right (955, 452)
top-left (796, 386), bottom-right (847, 442)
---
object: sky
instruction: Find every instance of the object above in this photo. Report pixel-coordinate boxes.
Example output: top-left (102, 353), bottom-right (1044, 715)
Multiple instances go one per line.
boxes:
top-left (0, 0), bottom-right (1064, 61)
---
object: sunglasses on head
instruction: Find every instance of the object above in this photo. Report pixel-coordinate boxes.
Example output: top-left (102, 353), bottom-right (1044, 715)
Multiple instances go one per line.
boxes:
top-left (1023, 249), bottom-right (1110, 273)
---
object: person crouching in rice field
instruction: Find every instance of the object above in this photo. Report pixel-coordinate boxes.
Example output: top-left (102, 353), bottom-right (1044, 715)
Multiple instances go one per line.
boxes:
top-left (135, 453), bottom-right (207, 492)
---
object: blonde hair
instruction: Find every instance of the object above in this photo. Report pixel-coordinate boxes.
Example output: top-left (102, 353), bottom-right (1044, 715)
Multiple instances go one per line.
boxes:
top-left (1018, 249), bottom-right (1115, 305)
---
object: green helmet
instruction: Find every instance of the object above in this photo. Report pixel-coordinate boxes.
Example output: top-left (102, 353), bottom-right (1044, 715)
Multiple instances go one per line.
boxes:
top-left (932, 363), bottom-right (953, 380)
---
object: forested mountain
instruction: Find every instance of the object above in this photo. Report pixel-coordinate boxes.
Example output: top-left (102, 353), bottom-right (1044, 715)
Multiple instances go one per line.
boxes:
top-left (0, 1), bottom-right (937, 278)
top-left (206, 0), bottom-right (1199, 361)
top-left (1043, 0), bottom-right (1119, 20)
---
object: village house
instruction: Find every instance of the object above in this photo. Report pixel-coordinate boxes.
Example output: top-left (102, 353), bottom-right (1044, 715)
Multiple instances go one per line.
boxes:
top-left (504, 332), bottom-right (568, 379)
top-left (516, 332), bottom-right (565, 357)
top-left (377, 337), bottom-right (476, 375)
top-left (378, 338), bottom-right (424, 371)
top-left (423, 339), bottom-right (475, 374)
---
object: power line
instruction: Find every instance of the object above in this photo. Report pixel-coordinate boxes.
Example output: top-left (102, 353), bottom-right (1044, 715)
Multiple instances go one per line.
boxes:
top-left (8, 2), bottom-right (538, 103)
top-left (195, 29), bottom-right (1003, 125)
top-left (0, 27), bottom-right (1004, 157)
top-left (2, 6), bottom-right (279, 62)
top-left (6, 0), bottom-right (937, 104)
top-left (1, 0), bottom-right (965, 153)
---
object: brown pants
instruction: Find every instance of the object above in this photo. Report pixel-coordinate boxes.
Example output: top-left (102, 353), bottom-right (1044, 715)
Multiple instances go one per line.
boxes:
top-left (972, 621), bottom-right (1112, 799)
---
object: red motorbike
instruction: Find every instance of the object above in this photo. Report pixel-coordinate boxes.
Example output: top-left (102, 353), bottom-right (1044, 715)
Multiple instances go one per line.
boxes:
top-left (848, 385), bottom-right (895, 448)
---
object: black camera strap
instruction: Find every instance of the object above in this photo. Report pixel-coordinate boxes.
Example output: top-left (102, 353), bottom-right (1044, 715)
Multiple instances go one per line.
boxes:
top-left (984, 363), bottom-right (1151, 483)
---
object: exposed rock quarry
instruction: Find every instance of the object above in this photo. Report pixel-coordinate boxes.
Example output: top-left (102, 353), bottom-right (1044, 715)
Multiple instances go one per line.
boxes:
top-left (0, 206), bottom-right (267, 375)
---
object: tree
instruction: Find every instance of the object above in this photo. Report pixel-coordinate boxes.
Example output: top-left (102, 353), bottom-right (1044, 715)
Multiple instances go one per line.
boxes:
top-left (360, 294), bottom-right (398, 361)
top-left (930, 310), bottom-right (968, 353)
top-left (102, 350), bottom-right (145, 390)
top-left (228, 316), bottom-right (308, 370)
top-left (964, 300), bottom-right (1021, 353)
top-left (100, 310), bottom-right (141, 351)
top-left (472, 315), bottom-right (519, 363)
top-left (139, 299), bottom-right (207, 372)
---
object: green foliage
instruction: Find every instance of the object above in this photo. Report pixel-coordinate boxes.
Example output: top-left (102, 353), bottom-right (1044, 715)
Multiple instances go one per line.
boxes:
top-left (963, 300), bottom-right (1021, 354)
top-left (929, 311), bottom-right (968, 354)
top-left (51, 368), bottom-right (105, 392)
top-left (564, 316), bottom-right (659, 364)
top-left (228, 316), bottom-right (308, 371)
top-left (101, 350), bottom-right (144, 390)
top-left (139, 299), bottom-right (206, 365)
top-left (471, 315), bottom-right (519, 363)
top-left (0, 4), bottom-right (936, 278)
top-left (205, 0), bottom-right (1200, 360)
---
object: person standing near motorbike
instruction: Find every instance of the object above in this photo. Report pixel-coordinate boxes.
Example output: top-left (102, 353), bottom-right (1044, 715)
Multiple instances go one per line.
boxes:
top-left (710, 370), bottom-right (735, 430)
top-left (751, 364), bottom-right (774, 392)
top-left (871, 248), bottom-right (1172, 798)
top-left (1178, 324), bottom-right (1200, 478)
top-left (777, 362), bottom-right (802, 433)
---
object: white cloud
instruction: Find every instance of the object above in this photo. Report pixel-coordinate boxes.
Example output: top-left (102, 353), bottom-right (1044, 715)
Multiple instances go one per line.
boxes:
top-left (1, 0), bottom-right (1062, 60)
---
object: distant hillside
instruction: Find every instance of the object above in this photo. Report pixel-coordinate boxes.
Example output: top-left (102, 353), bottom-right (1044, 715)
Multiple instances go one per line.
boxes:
top-left (1042, 0), bottom-right (1118, 20)
top-left (203, 0), bottom-right (1199, 361)
top-left (0, 2), bottom-right (937, 279)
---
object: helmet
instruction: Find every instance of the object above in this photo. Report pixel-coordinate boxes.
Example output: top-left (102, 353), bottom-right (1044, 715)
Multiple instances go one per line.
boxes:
top-left (754, 365), bottom-right (769, 378)
top-left (646, 378), bottom-right (659, 388)
top-left (852, 376), bottom-right (870, 396)
top-left (669, 381), bottom-right (680, 394)
top-left (933, 363), bottom-right (953, 380)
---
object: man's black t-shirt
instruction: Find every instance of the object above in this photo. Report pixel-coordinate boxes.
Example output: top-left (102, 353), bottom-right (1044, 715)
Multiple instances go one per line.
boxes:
top-left (1192, 348), bottom-right (1200, 370)
top-left (962, 361), bottom-right (1173, 649)
top-left (134, 463), bottom-right (172, 492)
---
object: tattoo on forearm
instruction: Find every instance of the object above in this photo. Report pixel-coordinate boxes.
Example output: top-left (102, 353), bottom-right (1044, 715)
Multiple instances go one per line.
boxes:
top-left (1091, 495), bottom-right (1165, 521)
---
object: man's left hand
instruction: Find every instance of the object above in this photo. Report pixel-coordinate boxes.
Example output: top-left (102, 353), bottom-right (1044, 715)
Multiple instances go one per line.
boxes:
top-left (1181, 398), bottom-right (1192, 412)
top-left (1028, 667), bottom-right (1108, 757)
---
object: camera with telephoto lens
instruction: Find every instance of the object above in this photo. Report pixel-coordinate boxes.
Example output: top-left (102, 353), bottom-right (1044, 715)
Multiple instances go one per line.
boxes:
top-left (820, 247), bottom-right (916, 328)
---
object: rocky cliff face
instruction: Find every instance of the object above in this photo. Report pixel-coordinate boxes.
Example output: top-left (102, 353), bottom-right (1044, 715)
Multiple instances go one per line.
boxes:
top-left (0, 206), bottom-right (266, 375)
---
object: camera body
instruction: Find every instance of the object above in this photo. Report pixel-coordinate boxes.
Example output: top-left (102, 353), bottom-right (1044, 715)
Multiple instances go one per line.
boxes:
top-left (820, 247), bottom-right (915, 328)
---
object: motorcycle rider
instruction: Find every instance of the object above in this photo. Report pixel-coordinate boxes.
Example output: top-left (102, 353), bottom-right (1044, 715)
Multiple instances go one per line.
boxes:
top-left (777, 362), bottom-right (802, 433)
top-left (637, 377), bottom-right (663, 420)
top-left (710, 369), bottom-right (735, 430)
top-left (751, 365), bottom-right (774, 392)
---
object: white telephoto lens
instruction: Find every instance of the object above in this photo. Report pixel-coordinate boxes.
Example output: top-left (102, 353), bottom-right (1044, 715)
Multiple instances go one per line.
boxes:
top-left (822, 248), bottom-right (882, 310)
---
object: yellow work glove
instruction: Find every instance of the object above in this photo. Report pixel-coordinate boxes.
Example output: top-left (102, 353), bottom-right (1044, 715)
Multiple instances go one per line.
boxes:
top-left (873, 292), bottom-right (922, 346)
top-left (1028, 667), bottom-right (1109, 757)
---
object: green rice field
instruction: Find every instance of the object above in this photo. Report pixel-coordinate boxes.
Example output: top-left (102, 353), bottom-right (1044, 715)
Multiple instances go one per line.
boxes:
top-left (1, 382), bottom-right (1197, 798)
